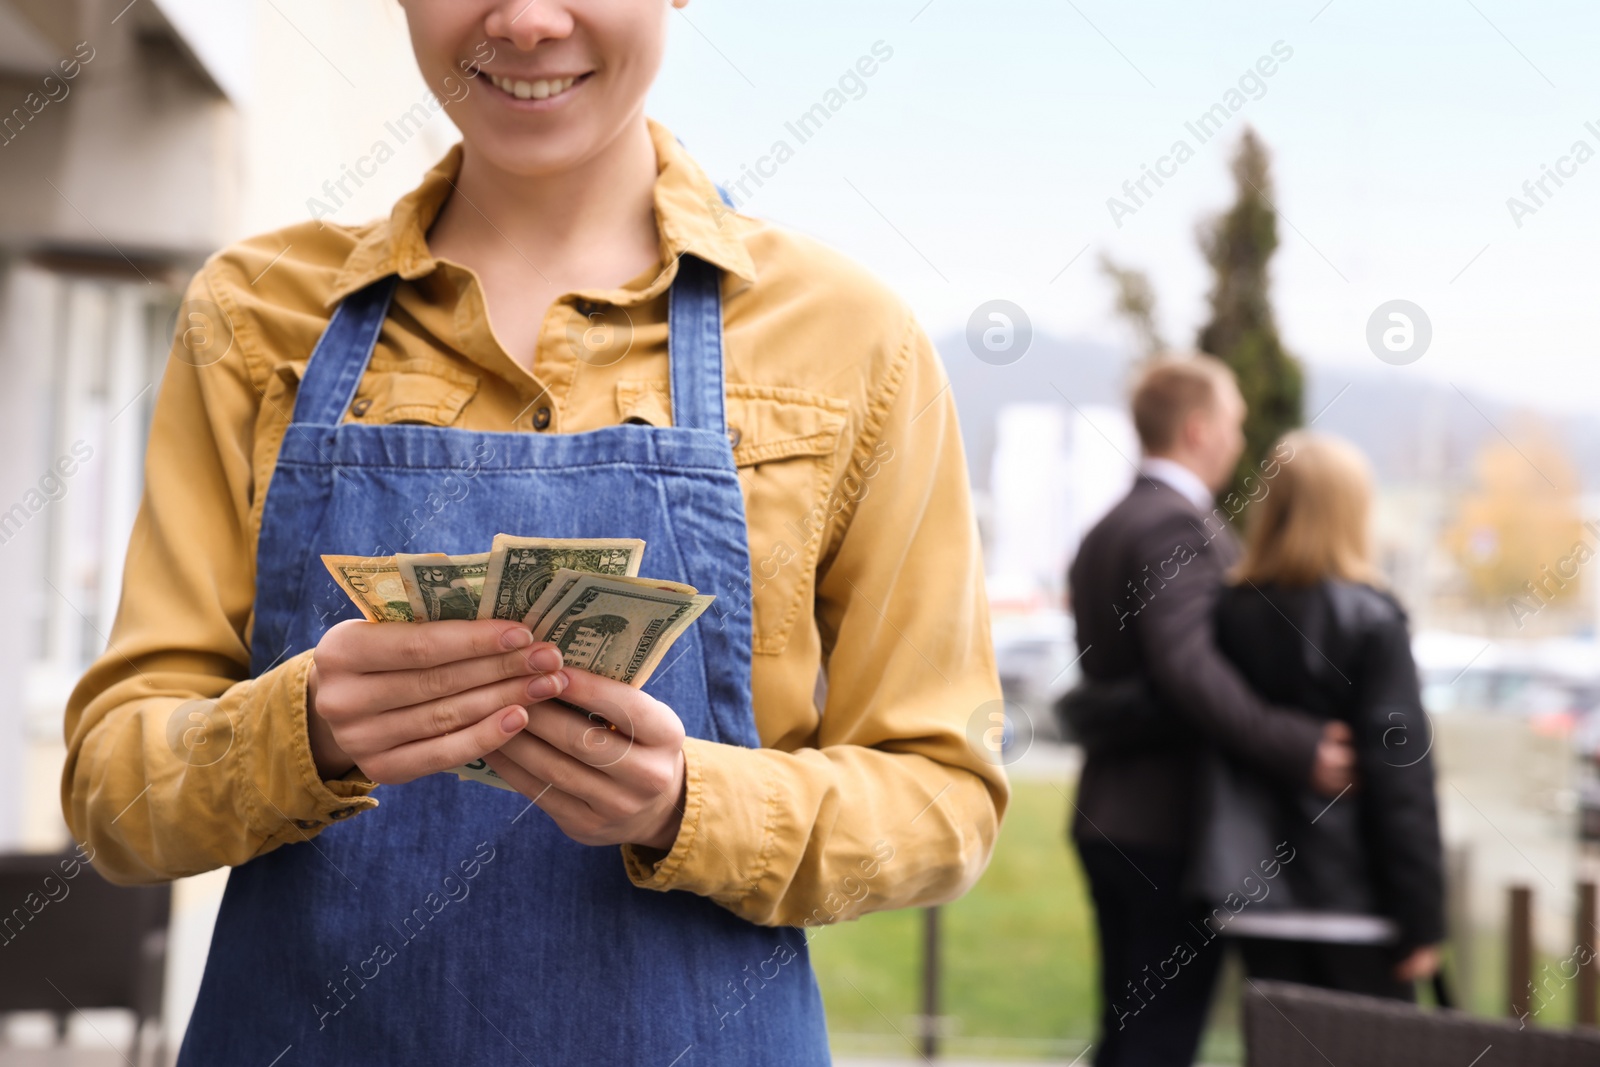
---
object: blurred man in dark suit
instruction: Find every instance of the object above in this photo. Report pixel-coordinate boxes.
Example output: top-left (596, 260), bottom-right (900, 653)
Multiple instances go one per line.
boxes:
top-left (1064, 355), bottom-right (1355, 1066)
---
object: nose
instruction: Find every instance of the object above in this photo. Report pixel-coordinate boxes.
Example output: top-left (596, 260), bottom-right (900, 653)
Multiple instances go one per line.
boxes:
top-left (484, 0), bottom-right (575, 52)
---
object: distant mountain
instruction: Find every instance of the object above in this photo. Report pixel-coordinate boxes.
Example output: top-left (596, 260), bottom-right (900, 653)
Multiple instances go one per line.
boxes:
top-left (934, 332), bottom-right (1600, 494)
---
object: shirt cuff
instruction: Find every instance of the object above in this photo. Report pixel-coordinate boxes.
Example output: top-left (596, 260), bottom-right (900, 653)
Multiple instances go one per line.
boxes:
top-left (241, 649), bottom-right (378, 840)
top-left (619, 736), bottom-right (770, 905)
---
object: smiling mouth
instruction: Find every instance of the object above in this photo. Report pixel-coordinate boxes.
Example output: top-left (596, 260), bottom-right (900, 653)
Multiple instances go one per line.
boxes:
top-left (483, 72), bottom-right (588, 102)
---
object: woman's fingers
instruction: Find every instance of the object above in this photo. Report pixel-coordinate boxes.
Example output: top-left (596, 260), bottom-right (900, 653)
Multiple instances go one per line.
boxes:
top-left (338, 642), bottom-right (561, 715)
top-left (498, 730), bottom-right (614, 803)
top-left (487, 677), bottom-right (689, 849)
top-left (545, 668), bottom-right (686, 749)
top-left (524, 697), bottom-right (642, 772)
top-left (321, 618), bottom-right (540, 674)
top-left (480, 750), bottom-right (594, 823)
top-left (481, 748), bottom-right (550, 799)
top-left (341, 670), bottom-right (569, 753)
top-left (362, 704), bottom-right (528, 784)
top-left (312, 619), bottom-right (578, 787)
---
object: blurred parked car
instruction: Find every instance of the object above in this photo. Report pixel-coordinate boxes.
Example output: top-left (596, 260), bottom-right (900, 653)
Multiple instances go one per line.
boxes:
top-left (991, 609), bottom-right (1078, 751)
top-left (1414, 630), bottom-right (1600, 842)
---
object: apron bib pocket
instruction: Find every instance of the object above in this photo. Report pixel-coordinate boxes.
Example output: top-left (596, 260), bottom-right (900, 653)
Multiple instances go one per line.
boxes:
top-left (618, 380), bottom-right (848, 655)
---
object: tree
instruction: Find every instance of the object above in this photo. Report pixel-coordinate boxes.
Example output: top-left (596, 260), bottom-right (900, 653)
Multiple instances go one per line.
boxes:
top-left (1445, 420), bottom-right (1586, 633)
top-left (1196, 127), bottom-right (1303, 501)
top-left (1098, 253), bottom-right (1165, 361)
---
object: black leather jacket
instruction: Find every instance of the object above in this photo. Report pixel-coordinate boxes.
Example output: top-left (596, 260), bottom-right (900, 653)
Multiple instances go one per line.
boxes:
top-left (1212, 579), bottom-right (1445, 950)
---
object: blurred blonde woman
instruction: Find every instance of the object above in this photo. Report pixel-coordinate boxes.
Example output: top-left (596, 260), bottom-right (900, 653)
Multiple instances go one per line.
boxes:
top-left (1210, 431), bottom-right (1445, 1000)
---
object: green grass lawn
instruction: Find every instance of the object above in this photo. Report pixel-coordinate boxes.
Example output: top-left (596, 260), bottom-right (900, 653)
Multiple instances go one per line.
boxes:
top-left (808, 777), bottom-right (1575, 1061)
top-left (807, 778), bottom-right (1247, 1061)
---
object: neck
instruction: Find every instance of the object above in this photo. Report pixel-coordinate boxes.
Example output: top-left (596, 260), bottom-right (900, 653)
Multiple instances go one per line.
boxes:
top-left (441, 114), bottom-right (660, 281)
top-left (1145, 452), bottom-right (1214, 491)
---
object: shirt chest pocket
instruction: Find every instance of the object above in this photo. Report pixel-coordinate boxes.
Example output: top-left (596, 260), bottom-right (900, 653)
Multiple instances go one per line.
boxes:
top-left (616, 381), bottom-right (849, 655)
top-left (345, 351), bottom-right (479, 426)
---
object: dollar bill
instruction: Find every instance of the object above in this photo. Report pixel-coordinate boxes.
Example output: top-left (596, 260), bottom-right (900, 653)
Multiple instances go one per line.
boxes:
top-left (397, 552), bottom-right (492, 621)
top-left (522, 568), bottom-right (697, 630)
top-left (451, 566), bottom-right (700, 793)
top-left (319, 536), bottom-right (713, 792)
top-left (522, 570), bottom-right (584, 631)
top-left (476, 535), bottom-right (645, 622)
top-left (532, 574), bottom-right (713, 688)
top-left (449, 575), bottom-right (709, 793)
top-left (453, 757), bottom-right (513, 791)
top-left (320, 555), bottom-right (415, 622)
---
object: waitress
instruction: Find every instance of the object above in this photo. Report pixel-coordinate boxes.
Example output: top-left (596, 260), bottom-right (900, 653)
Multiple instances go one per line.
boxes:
top-left (62, 1), bottom-right (1007, 1064)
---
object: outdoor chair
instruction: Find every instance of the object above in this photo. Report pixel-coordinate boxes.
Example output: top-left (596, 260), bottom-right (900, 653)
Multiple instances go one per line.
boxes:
top-left (1244, 978), bottom-right (1600, 1066)
top-left (0, 849), bottom-right (170, 1065)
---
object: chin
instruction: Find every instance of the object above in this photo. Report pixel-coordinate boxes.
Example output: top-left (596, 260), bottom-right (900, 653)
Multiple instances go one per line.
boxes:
top-left (450, 119), bottom-right (569, 173)
top-left (456, 113), bottom-right (632, 181)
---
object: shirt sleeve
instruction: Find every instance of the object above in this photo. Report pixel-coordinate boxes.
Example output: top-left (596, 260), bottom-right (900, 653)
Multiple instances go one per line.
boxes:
top-left (620, 313), bottom-right (1011, 926)
top-left (1131, 511), bottom-right (1325, 790)
top-left (60, 264), bottom-right (376, 886)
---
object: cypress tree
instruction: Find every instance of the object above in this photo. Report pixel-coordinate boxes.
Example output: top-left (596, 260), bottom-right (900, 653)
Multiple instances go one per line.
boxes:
top-left (1196, 127), bottom-right (1303, 502)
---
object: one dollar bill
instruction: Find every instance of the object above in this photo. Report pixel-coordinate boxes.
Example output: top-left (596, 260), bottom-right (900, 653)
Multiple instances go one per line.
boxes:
top-left (476, 535), bottom-right (644, 622)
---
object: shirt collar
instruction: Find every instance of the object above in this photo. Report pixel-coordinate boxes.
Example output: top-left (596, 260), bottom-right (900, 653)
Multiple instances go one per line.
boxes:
top-left (1139, 456), bottom-right (1215, 511)
top-left (327, 118), bottom-right (757, 307)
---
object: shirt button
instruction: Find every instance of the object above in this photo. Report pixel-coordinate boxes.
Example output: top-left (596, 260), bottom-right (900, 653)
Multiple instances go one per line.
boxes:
top-left (727, 426), bottom-right (742, 448)
top-left (294, 819), bottom-right (321, 830)
top-left (350, 398), bottom-right (373, 417)
top-left (532, 406), bottom-right (552, 430)
top-left (573, 298), bottom-right (599, 316)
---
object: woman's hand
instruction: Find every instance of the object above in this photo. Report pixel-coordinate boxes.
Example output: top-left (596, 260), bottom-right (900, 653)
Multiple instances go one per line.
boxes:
top-left (306, 619), bottom-right (569, 783)
top-left (481, 667), bottom-right (688, 851)
top-left (1309, 719), bottom-right (1357, 797)
top-left (1394, 944), bottom-right (1441, 982)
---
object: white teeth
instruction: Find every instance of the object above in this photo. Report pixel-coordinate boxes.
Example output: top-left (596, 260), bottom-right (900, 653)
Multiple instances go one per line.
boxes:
top-left (491, 74), bottom-right (578, 101)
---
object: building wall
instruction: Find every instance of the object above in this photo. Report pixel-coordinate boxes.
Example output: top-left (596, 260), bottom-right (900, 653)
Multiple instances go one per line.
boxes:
top-left (0, 0), bottom-right (450, 851)
top-left (1, 0), bottom-right (456, 1044)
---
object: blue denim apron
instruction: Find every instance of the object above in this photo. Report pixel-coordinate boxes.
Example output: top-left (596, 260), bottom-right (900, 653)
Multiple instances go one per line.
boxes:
top-left (178, 256), bottom-right (831, 1066)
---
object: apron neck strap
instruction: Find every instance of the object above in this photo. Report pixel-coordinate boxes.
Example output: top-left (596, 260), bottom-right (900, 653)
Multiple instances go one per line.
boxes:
top-left (290, 275), bottom-right (401, 428)
top-left (291, 258), bottom-right (727, 432)
top-left (666, 253), bottom-right (726, 434)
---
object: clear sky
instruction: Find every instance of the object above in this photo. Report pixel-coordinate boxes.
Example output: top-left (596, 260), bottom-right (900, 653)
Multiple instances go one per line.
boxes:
top-left (646, 0), bottom-right (1600, 413)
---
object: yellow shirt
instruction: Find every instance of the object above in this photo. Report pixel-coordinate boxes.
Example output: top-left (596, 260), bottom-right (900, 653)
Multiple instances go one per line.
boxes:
top-left (62, 120), bottom-right (1008, 927)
